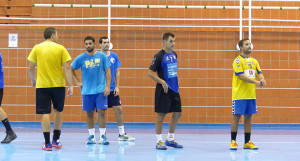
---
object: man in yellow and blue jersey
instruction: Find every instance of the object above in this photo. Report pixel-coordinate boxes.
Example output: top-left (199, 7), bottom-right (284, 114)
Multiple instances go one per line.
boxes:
top-left (230, 38), bottom-right (266, 150)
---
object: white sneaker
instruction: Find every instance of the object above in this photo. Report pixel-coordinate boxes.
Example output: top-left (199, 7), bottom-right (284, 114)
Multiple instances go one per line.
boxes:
top-left (118, 133), bottom-right (135, 141)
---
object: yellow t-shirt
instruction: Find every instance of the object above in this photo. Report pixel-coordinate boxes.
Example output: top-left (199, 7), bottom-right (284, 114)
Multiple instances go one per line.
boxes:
top-left (232, 55), bottom-right (262, 100)
top-left (27, 41), bottom-right (71, 88)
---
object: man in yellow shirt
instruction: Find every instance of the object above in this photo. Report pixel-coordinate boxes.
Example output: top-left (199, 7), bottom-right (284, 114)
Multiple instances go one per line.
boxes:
top-left (28, 27), bottom-right (73, 151)
top-left (230, 38), bottom-right (266, 150)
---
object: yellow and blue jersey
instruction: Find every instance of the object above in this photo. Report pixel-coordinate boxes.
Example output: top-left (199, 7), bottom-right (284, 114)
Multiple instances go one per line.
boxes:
top-left (232, 55), bottom-right (262, 100)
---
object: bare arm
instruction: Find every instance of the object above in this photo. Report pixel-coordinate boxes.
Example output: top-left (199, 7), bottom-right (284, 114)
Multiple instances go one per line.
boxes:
top-left (63, 61), bottom-right (73, 96)
top-left (28, 62), bottom-right (37, 87)
top-left (104, 67), bottom-right (111, 96)
top-left (71, 67), bottom-right (82, 87)
top-left (114, 68), bottom-right (120, 96)
top-left (148, 69), bottom-right (168, 93)
top-left (257, 73), bottom-right (266, 86)
top-left (238, 74), bottom-right (262, 87)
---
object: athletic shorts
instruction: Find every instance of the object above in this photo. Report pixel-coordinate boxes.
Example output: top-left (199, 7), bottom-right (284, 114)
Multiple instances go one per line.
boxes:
top-left (155, 84), bottom-right (181, 113)
top-left (36, 87), bottom-right (65, 114)
top-left (107, 91), bottom-right (121, 108)
top-left (0, 88), bottom-right (3, 106)
top-left (232, 99), bottom-right (257, 115)
top-left (82, 93), bottom-right (108, 111)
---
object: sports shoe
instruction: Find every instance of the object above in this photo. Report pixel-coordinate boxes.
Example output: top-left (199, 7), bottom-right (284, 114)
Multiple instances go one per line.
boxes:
top-left (118, 133), bottom-right (135, 141)
top-left (87, 135), bottom-right (96, 144)
top-left (52, 140), bottom-right (62, 149)
top-left (1, 131), bottom-right (17, 144)
top-left (244, 141), bottom-right (258, 150)
top-left (230, 140), bottom-right (238, 150)
top-left (99, 135), bottom-right (109, 145)
top-left (42, 143), bottom-right (52, 151)
top-left (165, 139), bottom-right (183, 148)
top-left (156, 140), bottom-right (167, 150)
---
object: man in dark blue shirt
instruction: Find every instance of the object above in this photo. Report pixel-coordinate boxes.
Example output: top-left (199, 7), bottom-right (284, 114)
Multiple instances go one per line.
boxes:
top-left (0, 51), bottom-right (17, 143)
top-left (148, 33), bottom-right (183, 150)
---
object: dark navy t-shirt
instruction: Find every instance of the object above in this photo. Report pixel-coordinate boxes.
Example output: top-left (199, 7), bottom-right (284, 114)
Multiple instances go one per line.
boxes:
top-left (149, 49), bottom-right (179, 93)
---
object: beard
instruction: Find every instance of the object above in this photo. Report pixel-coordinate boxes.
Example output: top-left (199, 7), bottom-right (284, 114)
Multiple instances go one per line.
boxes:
top-left (86, 47), bottom-right (94, 52)
top-left (244, 49), bottom-right (251, 54)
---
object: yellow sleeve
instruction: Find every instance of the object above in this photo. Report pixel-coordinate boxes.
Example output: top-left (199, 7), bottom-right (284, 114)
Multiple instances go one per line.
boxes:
top-left (61, 46), bottom-right (71, 63)
top-left (27, 46), bottom-right (37, 63)
top-left (255, 60), bottom-right (262, 75)
top-left (233, 58), bottom-right (244, 76)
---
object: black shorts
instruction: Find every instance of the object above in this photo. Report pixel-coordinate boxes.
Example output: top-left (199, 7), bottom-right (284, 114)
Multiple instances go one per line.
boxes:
top-left (0, 88), bottom-right (3, 106)
top-left (155, 84), bottom-right (181, 113)
top-left (36, 87), bottom-right (65, 114)
top-left (108, 91), bottom-right (121, 108)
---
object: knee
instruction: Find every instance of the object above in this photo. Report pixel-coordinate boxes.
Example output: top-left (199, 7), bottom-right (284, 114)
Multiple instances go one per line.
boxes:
top-left (113, 106), bottom-right (123, 115)
top-left (86, 111), bottom-right (94, 118)
top-left (173, 112), bottom-right (181, 119)
top-left (98, 110), bottom-right (105, 117)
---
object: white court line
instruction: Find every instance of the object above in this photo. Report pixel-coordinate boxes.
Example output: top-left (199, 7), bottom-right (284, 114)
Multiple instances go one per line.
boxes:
top-left (4, 85), bottom-right (300, 90)
top-left (1, 47), bottom-right (300, 53)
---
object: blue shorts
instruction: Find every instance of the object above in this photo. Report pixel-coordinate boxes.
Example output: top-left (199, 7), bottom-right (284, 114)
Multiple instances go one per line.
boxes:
top-left (232, 99), bottom-right (257, 115)
top-left (82, 93), bottom-right (108, 111)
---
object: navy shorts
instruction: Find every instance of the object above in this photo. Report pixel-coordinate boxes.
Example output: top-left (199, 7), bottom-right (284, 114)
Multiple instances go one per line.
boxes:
top-left (36, 87), bottom-right (65, 114)
top-left (232, 99), bottom-right (257, 115)
top-left (155, 84), bottom-right (181, 113)
top-left (108, 91), bottom-right (121, 108)
top-left (82, 93), bottom-right (108, 111)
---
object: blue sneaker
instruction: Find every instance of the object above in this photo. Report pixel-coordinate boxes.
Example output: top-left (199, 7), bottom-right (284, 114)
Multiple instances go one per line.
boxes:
top-left (87, 135), bottom-right (96, 144)
top-left (42, 143), bottom-right (52, 151)
top-left (165, 139), bottom-right (183, 148)
top-left (52, 140), bottom-right (62, 149)
top-left (99, 135), bottom-right (109, 145)
top-left (156, 141), bottom-right (167, 150)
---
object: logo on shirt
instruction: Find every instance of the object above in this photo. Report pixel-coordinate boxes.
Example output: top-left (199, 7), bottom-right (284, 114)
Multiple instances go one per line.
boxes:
top-left (85, 58), bottom-right (100, 68)
top-left (167, 63), bottom-right (178, 78)
top-left (151, 57), bottom-right (156, 65)
top-left (110, 57), bottom-right (116, 64)
top-left (166, 55), bottom-right (176, 62)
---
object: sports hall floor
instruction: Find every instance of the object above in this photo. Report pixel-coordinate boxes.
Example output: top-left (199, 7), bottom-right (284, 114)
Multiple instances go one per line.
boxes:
top-left (0, 122), bottom-right (299, 161)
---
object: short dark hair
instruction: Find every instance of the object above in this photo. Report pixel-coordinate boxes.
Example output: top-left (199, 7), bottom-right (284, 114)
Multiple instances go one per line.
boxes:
top-left (163, 33), bottom-right (175, 41)
top-left (44, 27), bottom-right (56, 39)
top-left (99, 37), bottom-right (109, 44)
top-left (238, 38), bottom-right (250, 49)
top-left (84, 36), bottom-right (95, 43)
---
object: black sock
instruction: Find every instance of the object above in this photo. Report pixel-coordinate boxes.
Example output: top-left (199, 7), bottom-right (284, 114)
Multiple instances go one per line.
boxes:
top-left (53, 130), bottom-right (61, 141)
top-left (245, 133), bottom-right (251, 143)
top-left (231, 132), bottom-right (237, 141)
top-left (43, 132), bottom-right (51, 144)
top-left (2, 118), bottom-right (12, 132)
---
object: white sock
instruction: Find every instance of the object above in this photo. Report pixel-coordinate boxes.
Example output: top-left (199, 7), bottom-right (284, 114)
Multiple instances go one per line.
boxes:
top-left (118, 126), bottom-right (125, 135)
top-left (88, 128), bottom-right (95, 136)
top-left (167, 133), bottom-right (175, 140)
top-left (99, 128), bottom-right (106, 136)
top-left (156, 134), bottom-right (162, 143)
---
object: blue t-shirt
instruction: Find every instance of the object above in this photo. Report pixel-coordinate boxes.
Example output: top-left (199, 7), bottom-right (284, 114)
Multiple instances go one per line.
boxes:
top-left (149, 50), bottom-right (179, 93)
top-left (0, 52), bottom-right (3, 89)
top-left (108, 51), bottom-right (121, 91)
top-left (71, 51), bottom-right (111, 95)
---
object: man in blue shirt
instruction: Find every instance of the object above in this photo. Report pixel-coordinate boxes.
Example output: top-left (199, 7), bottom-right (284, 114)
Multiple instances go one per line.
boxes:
top-left (0, 51), bottom-right (17, 143)
top-left (71, 36), bottom-right (111, 145)
top-left (99, 37), bottom-right (135, 141)
top-left (148, 33), bottom-right (183, 150)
